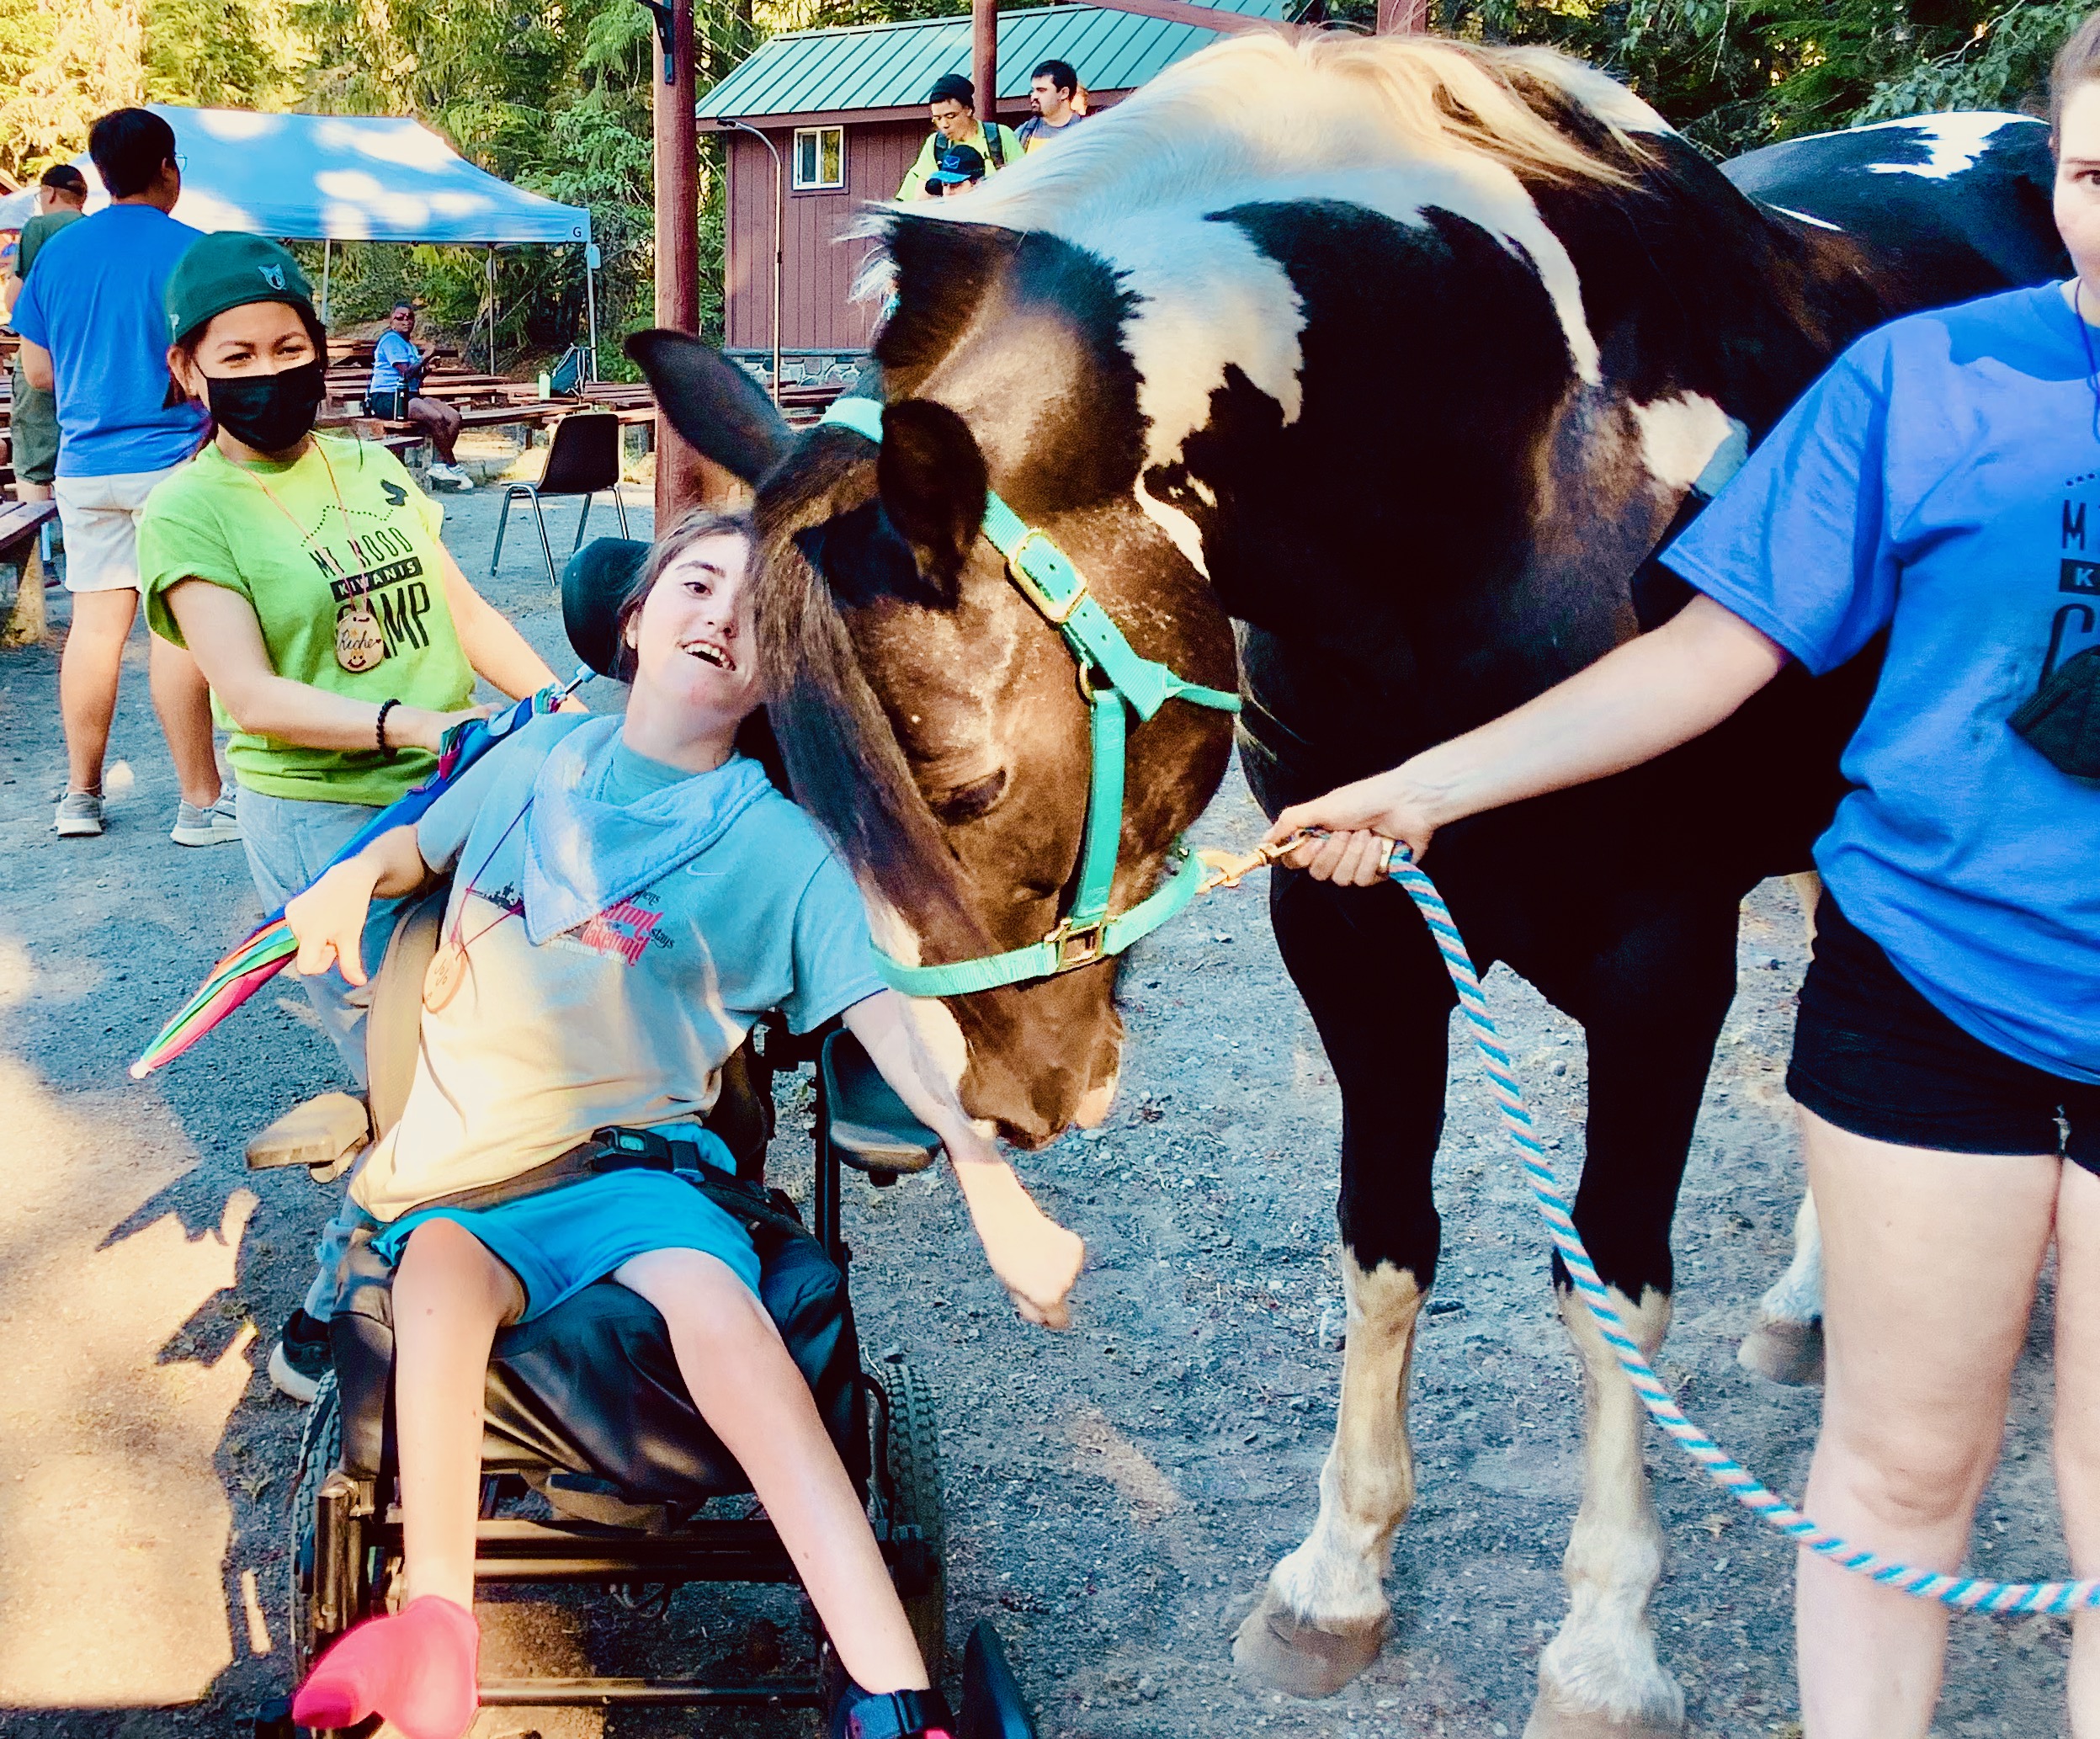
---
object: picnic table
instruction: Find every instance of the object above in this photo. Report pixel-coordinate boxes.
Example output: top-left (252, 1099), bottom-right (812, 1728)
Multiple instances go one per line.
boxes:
top-left (1, 497), bottom-right (58, 646)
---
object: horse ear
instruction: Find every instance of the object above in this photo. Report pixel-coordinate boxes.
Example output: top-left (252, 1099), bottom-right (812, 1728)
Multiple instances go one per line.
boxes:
top-left (876, 398), bottom-right (988, 602)
top-left (624, 330), bottom-right (791, 485)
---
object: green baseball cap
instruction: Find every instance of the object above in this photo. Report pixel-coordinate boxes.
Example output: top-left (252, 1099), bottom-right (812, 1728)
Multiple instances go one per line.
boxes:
top-left (165, 232), bottom-right (316, 345)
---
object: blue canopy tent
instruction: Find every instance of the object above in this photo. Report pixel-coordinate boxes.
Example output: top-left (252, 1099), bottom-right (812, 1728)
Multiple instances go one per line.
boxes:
top-left (3, 106), bottom-right (598, 375)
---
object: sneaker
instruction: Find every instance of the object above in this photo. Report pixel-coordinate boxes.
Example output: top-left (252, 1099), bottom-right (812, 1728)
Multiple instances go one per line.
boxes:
top-left (171, 793), bottom-right (242, 847)
top-left (429, 462), bottom-right (472, 491)
top-left (268, 1308), bottom-right (332, 1403)
top-left (52, 790), bottom-right (104, 836)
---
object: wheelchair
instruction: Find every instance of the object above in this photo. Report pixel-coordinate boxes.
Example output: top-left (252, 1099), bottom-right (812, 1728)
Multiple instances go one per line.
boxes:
top-left (247, 560), bottom-right (1037, 1733)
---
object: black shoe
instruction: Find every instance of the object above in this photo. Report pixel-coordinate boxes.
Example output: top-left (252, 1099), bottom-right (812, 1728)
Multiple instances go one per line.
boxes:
top-left (831, 1683), bottom-right (956, 1739)
top-left (267, 1308), bottom-right (332, 1403)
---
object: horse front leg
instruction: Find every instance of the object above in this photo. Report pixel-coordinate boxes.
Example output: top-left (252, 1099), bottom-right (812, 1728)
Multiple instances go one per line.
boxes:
top-left (1234, 869), bottom-right (1454, 1698)
top-left (1526, 897), bottom-right (1738, 1739)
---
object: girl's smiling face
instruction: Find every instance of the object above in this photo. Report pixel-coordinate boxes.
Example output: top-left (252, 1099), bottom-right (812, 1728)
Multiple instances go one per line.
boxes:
top-left (624, 531), bottom-right (763, 730)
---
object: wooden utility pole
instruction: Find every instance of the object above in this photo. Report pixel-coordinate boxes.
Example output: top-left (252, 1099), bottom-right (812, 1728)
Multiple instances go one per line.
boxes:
top-left (652, 0), bottom-right (704, 526)
top-left (971, 0), bottom-right (997, 124)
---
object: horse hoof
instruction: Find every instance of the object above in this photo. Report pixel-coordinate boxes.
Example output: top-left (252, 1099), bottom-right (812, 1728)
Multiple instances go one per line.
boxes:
top-left (1737, 1316), bottom-right (1824, 1387)
top-left (1230, 1587), bottom-right (1387, 1699)
top-left (1523, 1681), bottom-right (1684, 1739)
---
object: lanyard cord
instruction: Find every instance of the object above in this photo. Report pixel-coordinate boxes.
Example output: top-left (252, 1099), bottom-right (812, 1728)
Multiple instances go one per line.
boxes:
top-left (238, 440), bottom-right (363, 566)
top-left (445, 795), bottom-right (535, 956)
top-left (2076, 280), bottom-right (2100, 447)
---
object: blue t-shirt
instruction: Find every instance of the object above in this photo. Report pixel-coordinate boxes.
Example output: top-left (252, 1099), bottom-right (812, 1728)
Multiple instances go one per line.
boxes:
top-left (368, 329), bottom-right (421, 396)
top-left (1664, 282), bottom-right (2100, 1084)
top-left (10, 205), bottom-right (208, 478)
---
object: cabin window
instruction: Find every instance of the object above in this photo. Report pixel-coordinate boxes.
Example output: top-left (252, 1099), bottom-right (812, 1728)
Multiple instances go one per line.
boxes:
top-left (792, 126), bottom-right (846, 191)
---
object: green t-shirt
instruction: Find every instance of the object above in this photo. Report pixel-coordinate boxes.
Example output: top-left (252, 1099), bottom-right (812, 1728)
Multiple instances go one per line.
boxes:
top-left (16, 208), bottom-right (82, 280)
top-left (140, 433), bottom-right (475, 805)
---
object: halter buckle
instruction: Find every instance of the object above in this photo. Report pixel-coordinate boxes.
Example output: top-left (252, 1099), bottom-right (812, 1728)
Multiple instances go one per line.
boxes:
top-left (1007, 530), bottom-right (1088, 625)
top-left (1046, 914), bottom-right (1107, 971)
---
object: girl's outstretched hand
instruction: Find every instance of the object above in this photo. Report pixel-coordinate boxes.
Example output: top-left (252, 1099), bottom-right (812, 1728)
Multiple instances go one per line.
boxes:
top-left (947, 1141), bottom-right (1087, 1328)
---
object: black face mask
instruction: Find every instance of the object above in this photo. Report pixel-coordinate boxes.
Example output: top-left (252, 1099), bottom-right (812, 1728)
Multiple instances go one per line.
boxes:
top-left (204, 359), bottom-right (326, 454)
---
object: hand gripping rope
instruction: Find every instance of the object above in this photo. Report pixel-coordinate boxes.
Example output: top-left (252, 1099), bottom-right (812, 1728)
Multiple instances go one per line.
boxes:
top-left (1242, 837), bottom-right (2100, 1614)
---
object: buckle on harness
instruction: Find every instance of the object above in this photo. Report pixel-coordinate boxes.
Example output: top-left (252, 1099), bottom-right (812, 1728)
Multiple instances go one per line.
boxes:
top-left (1007, 529), bottom-right (1088, 625)
top-left (1047, 914), bottom-right (1107, 971)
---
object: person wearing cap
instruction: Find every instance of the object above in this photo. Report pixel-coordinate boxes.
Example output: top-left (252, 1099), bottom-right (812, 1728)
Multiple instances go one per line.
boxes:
top-left (11, 109), bottom-right (233, 846)
top-left (927, 142), bottom-right (987, 196)
top-left (897, 74), bottom-right (1022, 200)
top-left (0, 166), bottom-right (89, 508)
top-left (368, 302), bottom-right (472, 491)
top-left (138, 231), bottom-right (574, 1402)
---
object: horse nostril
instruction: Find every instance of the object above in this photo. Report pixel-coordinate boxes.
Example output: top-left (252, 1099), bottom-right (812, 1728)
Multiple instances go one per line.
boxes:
top-left (928, 768), bottom-right (1007, 825)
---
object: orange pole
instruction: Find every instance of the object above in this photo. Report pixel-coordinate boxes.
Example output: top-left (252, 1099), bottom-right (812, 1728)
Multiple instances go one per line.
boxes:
top-left (972, 0), bottom-right (997, 125)
top-left (653, 0), bottom-right (704, 527)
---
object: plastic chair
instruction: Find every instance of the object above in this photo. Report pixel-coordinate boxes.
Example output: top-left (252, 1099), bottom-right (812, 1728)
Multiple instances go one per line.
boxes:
top-left (489, 412), bottom-right (630, 587)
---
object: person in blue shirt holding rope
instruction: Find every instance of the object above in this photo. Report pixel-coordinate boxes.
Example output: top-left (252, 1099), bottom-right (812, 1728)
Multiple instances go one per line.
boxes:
top-left (368, 302), bottom-right (472, 491)
top-left (1268, 19), bottom-right (2100, 1736)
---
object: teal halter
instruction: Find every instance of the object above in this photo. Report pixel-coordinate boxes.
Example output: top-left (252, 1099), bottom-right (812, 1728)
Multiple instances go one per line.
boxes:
top-left (819, 396), bottom-right (1241, 997)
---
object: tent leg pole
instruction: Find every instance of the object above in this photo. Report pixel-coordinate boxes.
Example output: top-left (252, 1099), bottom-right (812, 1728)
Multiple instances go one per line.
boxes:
top-left (585, 253), bottom-right (599, 384)
top-left (487, 247), bottom-right (498, 375)
top-left (320, 239), bottom-right (332, 322)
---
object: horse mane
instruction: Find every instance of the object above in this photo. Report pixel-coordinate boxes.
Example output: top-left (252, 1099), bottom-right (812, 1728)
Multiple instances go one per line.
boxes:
top-left (889, 34), bottom-right (1659, 250)
top-left (752, 429), bottom-right (984, 945)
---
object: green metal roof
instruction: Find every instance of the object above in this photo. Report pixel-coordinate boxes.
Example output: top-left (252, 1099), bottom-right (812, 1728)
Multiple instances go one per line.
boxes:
top-left (697, 0), bottom-right (1285, 123)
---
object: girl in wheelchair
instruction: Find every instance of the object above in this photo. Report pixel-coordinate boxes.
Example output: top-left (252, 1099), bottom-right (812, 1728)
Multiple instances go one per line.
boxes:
top-left (281, 508), bottom-right (1083, 1739)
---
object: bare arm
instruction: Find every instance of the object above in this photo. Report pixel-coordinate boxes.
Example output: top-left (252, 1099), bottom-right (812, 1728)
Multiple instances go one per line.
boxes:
top-left (843, 989), bottom-right (1086, 1327)
top-left (18, 337), bottom-right (51, 391)
top-left (1266, 594), bottom-right (1789, 882)
top-left (162, 578), bottom-right (488, 753)
top-left (1, 269), bottom-right (21, 327)
top-left (285, 825), bottom-right (433, 986)
top-left (437, 545), bottom-right (566, 702)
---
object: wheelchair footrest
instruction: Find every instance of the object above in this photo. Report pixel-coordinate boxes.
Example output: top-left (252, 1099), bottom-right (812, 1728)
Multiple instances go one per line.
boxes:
top-left (478, 1676), bottom-right (826, 1708)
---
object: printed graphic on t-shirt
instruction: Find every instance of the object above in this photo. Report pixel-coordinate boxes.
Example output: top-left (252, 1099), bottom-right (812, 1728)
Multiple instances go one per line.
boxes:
top-left (471, 883), bottom-right (676, 966)
top-left (301, 504), bottom-right (437, 661)
top-left (2053, 490), bottom-right (2100, 678)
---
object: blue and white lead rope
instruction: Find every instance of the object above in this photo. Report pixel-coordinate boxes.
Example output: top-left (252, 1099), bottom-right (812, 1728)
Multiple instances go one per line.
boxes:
top-left (1387, 848), bottom-right (2100, 1615)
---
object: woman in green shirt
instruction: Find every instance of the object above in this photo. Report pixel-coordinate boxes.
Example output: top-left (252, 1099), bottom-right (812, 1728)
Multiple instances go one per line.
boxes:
top-left (139, 233), bottom-right (567, 1083)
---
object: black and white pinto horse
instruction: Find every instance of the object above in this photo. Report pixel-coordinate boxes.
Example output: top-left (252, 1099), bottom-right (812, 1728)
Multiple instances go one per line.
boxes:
top-left (633, 37), bottom-right (2066, 1737)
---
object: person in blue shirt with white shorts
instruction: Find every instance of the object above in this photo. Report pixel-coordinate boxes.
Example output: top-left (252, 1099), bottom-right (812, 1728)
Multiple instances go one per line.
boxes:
top-left (12, 108), bottom-right (237, 846)
top-left (1268, 18), bottom-right (2100, 1736)
top-left (366, 302), bottom-right (471, 491)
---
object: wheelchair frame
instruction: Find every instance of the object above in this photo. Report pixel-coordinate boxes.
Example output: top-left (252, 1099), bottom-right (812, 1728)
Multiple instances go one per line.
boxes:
top-left (263, 1018), bottom-right (948, 1734)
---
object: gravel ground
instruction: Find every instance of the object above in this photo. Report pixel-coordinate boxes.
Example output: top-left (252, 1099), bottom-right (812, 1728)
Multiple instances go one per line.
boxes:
top-left (0, 470), bottom-right (2073, 1737)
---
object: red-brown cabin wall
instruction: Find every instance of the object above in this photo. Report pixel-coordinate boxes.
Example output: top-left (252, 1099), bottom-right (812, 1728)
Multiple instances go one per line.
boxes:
top-left (723, 120), bottom-right (928, 353)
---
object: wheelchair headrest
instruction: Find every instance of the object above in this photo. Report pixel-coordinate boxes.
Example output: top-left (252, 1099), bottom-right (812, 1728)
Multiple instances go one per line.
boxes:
top-left (562, 537), bottom-right (652, 678)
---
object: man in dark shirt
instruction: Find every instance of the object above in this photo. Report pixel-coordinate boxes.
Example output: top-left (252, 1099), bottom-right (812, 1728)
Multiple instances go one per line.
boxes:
top-left (1018, 60), bottom-right (1087, 152)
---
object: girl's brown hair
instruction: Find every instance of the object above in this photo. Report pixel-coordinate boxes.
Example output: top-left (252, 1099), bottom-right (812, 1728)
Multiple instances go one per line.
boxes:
top-left (2053, 10), bottom-right (2100, 136)
top-left (612, 506), bottom-right (756, 682)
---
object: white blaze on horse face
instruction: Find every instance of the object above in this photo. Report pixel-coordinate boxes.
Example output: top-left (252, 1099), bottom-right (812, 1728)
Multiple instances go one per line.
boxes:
top-left (1267, 1252), bottom-right (1424, 1625)
top-left (1628, 392), bottom-right (1750, 497)
top-left (1134, 478), bottom-right (1211, 580)
top-left (1534, 1283), bottom-right (1683, 1733)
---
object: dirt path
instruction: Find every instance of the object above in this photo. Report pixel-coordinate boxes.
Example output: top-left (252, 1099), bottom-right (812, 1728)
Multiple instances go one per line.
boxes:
top-left (0, 478), bottom-right (2071, 1736)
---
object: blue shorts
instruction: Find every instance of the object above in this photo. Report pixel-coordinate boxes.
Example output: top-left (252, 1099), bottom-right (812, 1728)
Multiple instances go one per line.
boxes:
top-left (373, 1152), bottom-right (761, 1321)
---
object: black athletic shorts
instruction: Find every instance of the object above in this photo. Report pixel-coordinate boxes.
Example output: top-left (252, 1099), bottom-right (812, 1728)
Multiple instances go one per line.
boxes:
top-left (1788, 895), bottom-right (2100, 1173)
top-left (365, 389), bottom-right (412, 420)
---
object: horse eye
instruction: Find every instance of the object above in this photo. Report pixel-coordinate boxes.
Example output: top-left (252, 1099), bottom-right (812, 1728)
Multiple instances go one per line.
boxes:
top-left (928, 767), bottom-right (1007, 825)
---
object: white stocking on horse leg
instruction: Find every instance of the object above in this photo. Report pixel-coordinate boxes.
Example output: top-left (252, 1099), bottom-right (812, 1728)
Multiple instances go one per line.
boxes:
top-left (1739, 1189), bottom-right (1825, 1385)
top-left (1234, 1253), bottom-right (1424, 1698)
top-left (1527, 1285), bottom-right (1683, 1739)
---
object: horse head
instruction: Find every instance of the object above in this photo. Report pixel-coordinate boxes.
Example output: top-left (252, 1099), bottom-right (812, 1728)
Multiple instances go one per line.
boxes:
top-left (631, 258), bottom-right (1237, 1146)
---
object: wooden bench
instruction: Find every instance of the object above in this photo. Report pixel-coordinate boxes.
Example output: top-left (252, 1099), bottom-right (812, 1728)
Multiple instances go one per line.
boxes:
top-left (1, 497), bottom-right (60, 646)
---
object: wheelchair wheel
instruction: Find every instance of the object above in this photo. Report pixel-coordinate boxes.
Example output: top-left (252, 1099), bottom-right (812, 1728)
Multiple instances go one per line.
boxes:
top-left (874, 1359), bottom-right (946, 1682)
top-left (287, 1373), bottom-right (385, 1701)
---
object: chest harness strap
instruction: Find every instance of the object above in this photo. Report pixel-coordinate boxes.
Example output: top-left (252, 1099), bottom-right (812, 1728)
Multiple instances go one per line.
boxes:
top-left (820, 396), bottom-right (1240, 997)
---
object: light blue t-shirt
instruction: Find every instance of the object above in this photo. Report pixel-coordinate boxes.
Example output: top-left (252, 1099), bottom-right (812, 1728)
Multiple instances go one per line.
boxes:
top-left (1664, 282), bottom-right (2100, 1084)
top-left (9, 205), bottom-right (208, 477)
top-left (353, 712), bottom-right (886, 1217)
top-left (368, 328), bottom-right (421, 396)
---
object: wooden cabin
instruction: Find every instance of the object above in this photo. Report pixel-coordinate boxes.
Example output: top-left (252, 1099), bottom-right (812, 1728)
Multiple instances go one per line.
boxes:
top-left (696, 0), bottom-right (1283, 367)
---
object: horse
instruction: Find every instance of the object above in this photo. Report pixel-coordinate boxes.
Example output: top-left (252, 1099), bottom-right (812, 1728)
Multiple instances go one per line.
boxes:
top-left (630, 35), bottom-right (2067, 1736)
